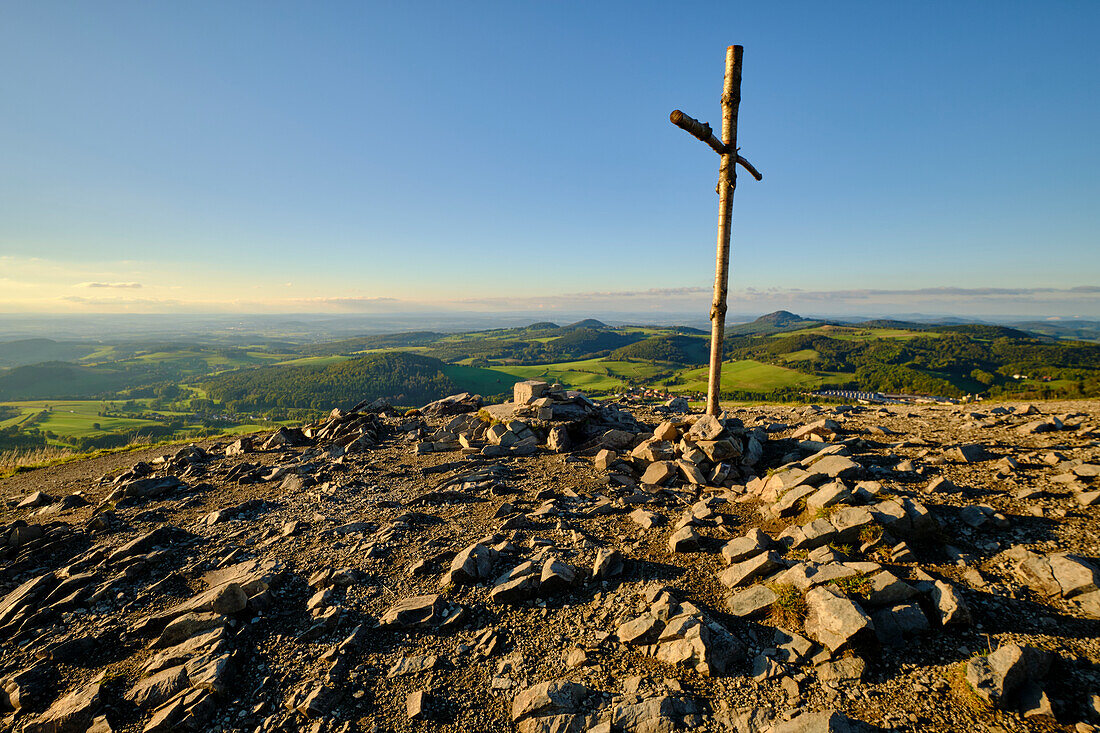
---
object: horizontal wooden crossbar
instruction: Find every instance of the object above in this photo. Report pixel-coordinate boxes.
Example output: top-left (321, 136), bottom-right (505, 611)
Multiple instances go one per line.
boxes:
top-left (670, 110), bottom-right (725, 154)
top-left (669, 109), bottom-right (763, 181)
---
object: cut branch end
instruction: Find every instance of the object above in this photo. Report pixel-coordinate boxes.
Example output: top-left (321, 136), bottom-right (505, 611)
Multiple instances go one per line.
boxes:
top-left (736, 155), bottom-right (763, 181)
top-left (670, 110), bottom-right (726, 155)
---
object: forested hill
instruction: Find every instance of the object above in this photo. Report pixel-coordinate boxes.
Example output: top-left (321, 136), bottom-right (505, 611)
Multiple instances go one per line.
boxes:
top-left (725, 329), bottom-right (1100, 398)
top-left (612, 335), bottom-right (708, 364)
top-left (725, 311), bottom-right (827, 336)
top-left (0, 339), bottom-right (100, 368)
top-left (201, 352), bottom-right (463, 412)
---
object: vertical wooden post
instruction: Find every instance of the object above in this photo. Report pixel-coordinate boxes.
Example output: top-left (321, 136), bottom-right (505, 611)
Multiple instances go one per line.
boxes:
top-left (670, 45), bottom-right (760, 416)
top-left (705, 45), bottom-right (742, 416)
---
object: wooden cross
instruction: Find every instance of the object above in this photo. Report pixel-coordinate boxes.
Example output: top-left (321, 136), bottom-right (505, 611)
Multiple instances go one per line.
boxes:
top-left (670, 44), bottom-right (762, 416)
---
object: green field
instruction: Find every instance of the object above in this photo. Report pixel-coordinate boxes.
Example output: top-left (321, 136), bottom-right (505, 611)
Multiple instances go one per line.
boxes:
top-left (0, 405), bottom-right (38, 429)
top-left (440, 363), bottom-right (514, 397)
top-left (1, 400), bottom-right (163, 438)
top-left (276, 348), bottom-right (438, 366)
top-left (774, 325), bottom-right (938, 341)
top-left (273, 355), bottom-right (352, 367)
top-left (671, 360), bottom-right (848, 393)
top-left (489, 358), bottom-right (678, 392)
top-left (0, 399), bottom-right (275, 441)
top-left (615, 327), bottom-right (666, 336)
top-left (781, 349), bottom-right (819, 363)
top-left (79, 346), bottom-right (290, 369)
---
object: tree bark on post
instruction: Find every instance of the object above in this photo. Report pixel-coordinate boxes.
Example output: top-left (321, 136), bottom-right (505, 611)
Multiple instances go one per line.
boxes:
top-left (705, 45), bottom-right (742, 416)
top-left (670, 45), bottom-right (760, 416)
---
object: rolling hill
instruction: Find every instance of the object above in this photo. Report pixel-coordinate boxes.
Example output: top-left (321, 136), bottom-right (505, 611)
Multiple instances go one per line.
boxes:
top-left (0, 339), bottom-right (100, 368)
top-left (611, 334), bottom-right (708, 364)
top-left (201, 352), bottom-right (506, 412)
top-left (727, 310), bottom-right (827, 336)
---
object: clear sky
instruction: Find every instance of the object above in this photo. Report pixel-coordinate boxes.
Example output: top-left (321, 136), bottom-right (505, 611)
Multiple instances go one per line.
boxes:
top-left (1, 1), bottom-right (1098, 318)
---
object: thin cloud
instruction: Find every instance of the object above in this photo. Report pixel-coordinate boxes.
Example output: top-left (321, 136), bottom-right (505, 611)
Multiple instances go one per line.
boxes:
top-left (429, 285), bottom-right (1100, 317)
top-left (456, 285), bottom-right (1100, 305)
top-left (728, 286), bottom-right (1100, 302)
top-left (2, 284), bottom-right (1089, 317)
top-left (61, 296), bottom-right (178, 306)
top-left (292, 296), bottom-right (401, 306)
top-left (77, 281), bottom-right (143, 289)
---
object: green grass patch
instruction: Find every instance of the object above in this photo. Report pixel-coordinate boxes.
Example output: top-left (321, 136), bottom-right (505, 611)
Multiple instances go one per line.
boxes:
top-left (0, 434), bottom-right (235, 478)
top-left (771, 325), bottom-right (938, 341)
top-left (766, 582), bottom-right (808, 630)
top-left (1, 399), bottom-right (276, 444)
top-left (2, 400), bottom-right (165, 438)
top-left (830, 573), bottom-right (872, 597)
top-left (781, 349), bottom-right (819, 363)
top-left (672, 360), bottom-right (847, 393)
top-left (273, 355), bottom-right (352, 367)
top-left (489, 358), bottom-right (679, 393)
top-left (440, 363), bottom-right (512, 398)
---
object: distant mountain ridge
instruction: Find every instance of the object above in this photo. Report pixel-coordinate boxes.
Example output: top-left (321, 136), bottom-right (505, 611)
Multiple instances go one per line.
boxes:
top-left (727, 310), bottom-right (829, 336)
top-left (753, 310), bottom-right (803, 326)
top-left (562, 319), bottom-right (609, 331)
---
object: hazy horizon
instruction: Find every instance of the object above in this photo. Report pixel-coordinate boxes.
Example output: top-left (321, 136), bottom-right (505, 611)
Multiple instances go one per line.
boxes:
top-left (1, 308), bottom-right (1098, 346)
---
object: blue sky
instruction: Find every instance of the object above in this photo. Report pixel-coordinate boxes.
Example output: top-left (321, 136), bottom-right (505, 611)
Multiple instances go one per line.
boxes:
top-left (1, 1), bottom-right (1098, 317)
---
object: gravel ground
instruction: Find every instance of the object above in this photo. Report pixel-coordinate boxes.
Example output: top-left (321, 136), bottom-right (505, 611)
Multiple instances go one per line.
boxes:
top-left (1, 397), bottom-right (1098, 733)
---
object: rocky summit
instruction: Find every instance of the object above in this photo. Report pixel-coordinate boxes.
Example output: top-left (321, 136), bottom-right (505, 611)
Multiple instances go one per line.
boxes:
top-left (1, 381), bottom-right (1099, 733)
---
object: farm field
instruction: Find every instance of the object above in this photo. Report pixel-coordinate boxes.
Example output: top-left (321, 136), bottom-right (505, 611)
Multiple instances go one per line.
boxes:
top-left (489, 358), bottom-right (679, 392)
top-left (0, 399), bottom-right (274, 441)
top-left (670, 359), bottom-right (848, 393)
top-left (772, 325), bottom-right (938, 341)
top-left (780, 349), bottom-right (819, 363)
top-left (273, 355), bottom-right (352, 367)
top-left (80, 346), bottom-right (290, 370)
top-left (439, 363), bottom-right (514, 398)
top-left (0, 400), bottom-right (164, 438)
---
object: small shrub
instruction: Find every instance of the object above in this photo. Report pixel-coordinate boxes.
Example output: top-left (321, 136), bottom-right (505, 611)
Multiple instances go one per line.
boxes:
top-left (767, 582), bottom-right (807, 630)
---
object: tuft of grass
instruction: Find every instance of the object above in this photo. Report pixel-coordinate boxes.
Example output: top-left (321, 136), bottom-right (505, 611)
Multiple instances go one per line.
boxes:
top-left (858, 523), bottom-right (883, 546)
top-left (476, 409), bottom-right (500, 426)
top-left (766, 582), bottom-right (807, 630)
top-left (831, 573), bottom-right (872, 597)
top-left (867, 545), bottom-right (892, 563)
top-left (0, 445), bottom-right (76, 473)
top-left (0, 436), bottom-right (201, 478)
top-left (794, 505), bottom-right (830, 525)
top-left (828, 542), bottom-right (855, 556)
top-left (947, 661), bottom-right (992, 713)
